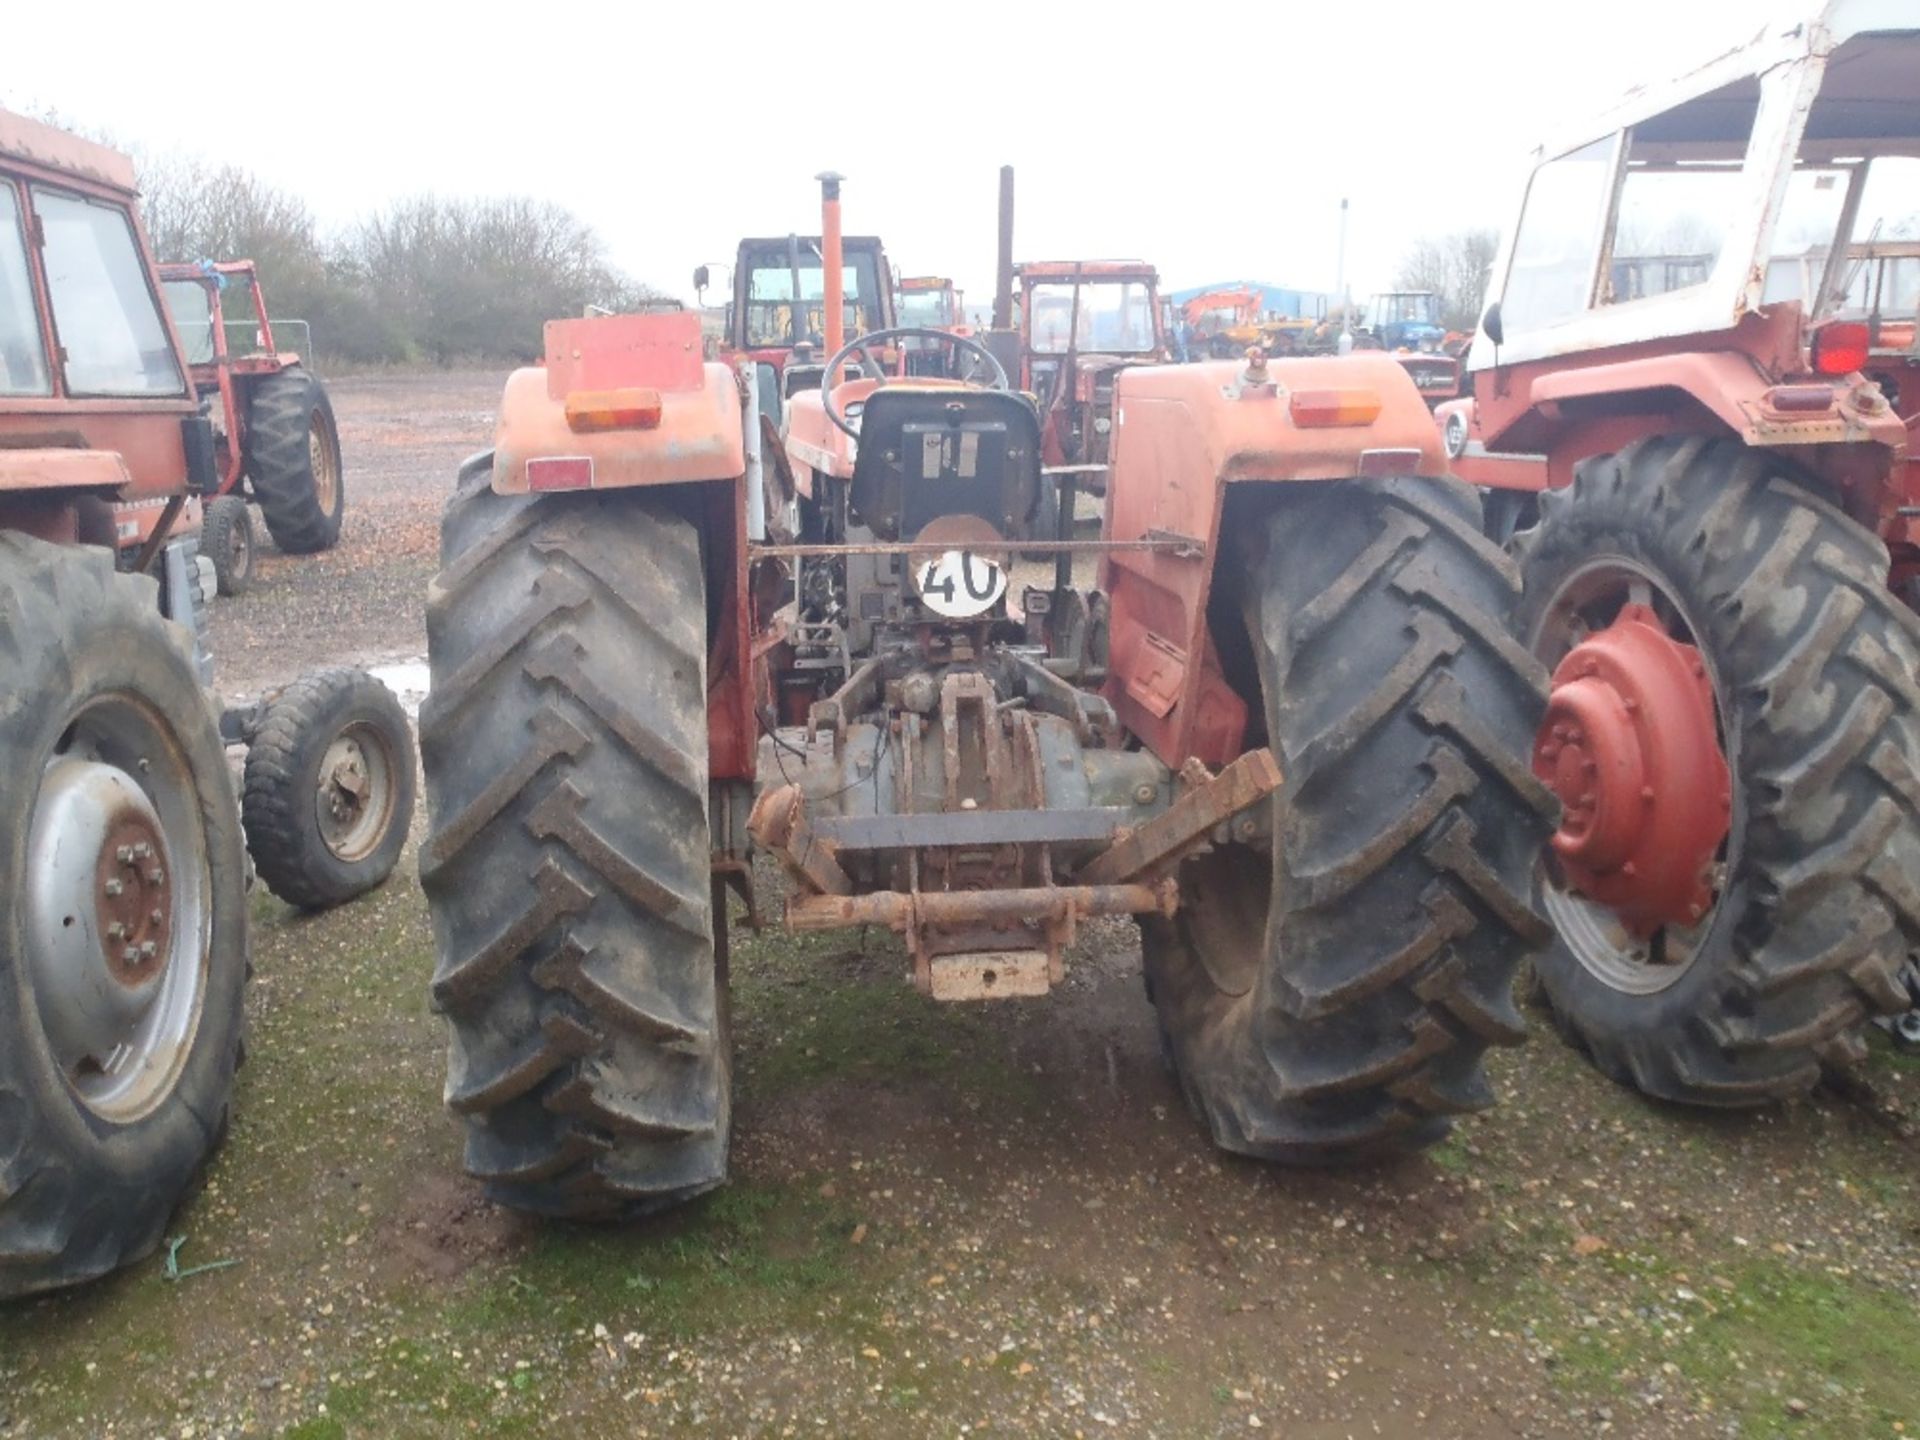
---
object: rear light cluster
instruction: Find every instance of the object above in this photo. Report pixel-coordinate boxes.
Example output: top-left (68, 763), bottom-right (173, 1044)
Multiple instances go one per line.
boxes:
top-left (1810, 321), bottom-right (1870, 376)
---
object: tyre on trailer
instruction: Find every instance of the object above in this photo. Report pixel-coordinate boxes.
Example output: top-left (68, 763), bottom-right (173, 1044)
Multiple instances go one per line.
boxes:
top-left (1514, 436), bottom-right (1920, 1104)
top-left (201, 493), bottom-right (254, 598)
top-left (241, 668), bottom-right (416, 910)
top-left (418, 456), bottom-right (729, 1218)
top-left (0, 536), bottom-right (248, 1298)
top-left (243, 365), bottom-right (343, 555)
top-left (1142, 476), bottom-right (1557, 1161)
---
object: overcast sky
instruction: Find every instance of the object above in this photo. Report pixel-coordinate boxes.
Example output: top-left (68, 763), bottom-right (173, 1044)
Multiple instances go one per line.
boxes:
top-left (7, 0), bottom-right (1770, 311)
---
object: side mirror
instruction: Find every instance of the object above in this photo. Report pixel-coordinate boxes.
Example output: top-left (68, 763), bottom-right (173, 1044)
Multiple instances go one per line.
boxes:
top-left (1481, 302), bottom-right (1504, 347)
top-left (693, 265), bottom-right (710, 294)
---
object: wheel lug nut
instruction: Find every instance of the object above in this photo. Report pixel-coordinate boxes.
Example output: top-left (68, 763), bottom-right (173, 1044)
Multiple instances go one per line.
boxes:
top-left (150, 908), bottom-right (164, 925)
top-left (107, 922), bottom-right (126, 940)
top-left (138, 941), bottom-right (157, 959)
top-left (148, 868), bottom-right (165, 885)
top-left (122, 945), bottom-right (140, 964)
top-left (104, 878), bottom-right (124, 897)
top-left (117, 846), bottom-right (135, 864)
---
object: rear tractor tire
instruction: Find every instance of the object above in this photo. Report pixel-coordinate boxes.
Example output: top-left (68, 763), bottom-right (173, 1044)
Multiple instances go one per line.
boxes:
top-left (1142, 476), bottom-right (1557, 1161)
top-left (419, 457), bottom-right (728, 1218)
top-left (0, 536), bottom-right (249, 1297)
top-left (1515, 436), bottom-right (1920, 1104)
top-left (244, 365), bottom-right (344, 555)
top-left (241, 668), bottom-right (416, 910)
top-left (201, 494), bottom-right (254, 598)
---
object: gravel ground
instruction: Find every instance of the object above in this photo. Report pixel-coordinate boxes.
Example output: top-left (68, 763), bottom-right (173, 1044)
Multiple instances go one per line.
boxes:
top-left (2, 371), bottom-right (1916, 1440)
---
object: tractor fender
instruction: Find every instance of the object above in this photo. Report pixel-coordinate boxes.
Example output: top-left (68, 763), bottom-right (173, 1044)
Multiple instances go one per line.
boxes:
top-left (1102, 354), bottom-right (1445, 771)
top-left (491, 312), bottom-right (746, 495)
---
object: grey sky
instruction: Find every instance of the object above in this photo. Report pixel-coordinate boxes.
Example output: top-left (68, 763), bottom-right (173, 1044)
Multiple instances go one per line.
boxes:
top-left (7, 0), bottom-right (1766, 310)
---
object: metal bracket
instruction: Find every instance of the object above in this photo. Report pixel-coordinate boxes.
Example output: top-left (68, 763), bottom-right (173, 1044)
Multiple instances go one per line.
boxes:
top-left (1077, 748), bottom-right (1281, 887)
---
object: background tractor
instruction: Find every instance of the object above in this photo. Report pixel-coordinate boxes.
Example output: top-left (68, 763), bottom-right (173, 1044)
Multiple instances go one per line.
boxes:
top-left (1357, 290), bottom-right (1446, 352)
top-left (0, 110), bottom-right (414, 1298)
top-left (418, 174), bottom-right (1555, 1224)
top-left (1180, 286), bottom-right (1322, 359)
top-left (895, 274), bottom-right (968, 376)
top-left (1462, 3), bottom-right (1920, 1103)
top-left (156, 260), bottom-right (346, 595)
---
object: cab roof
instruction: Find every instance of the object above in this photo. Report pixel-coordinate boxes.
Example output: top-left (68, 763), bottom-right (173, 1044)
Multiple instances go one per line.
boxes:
top-left (0, 107), bottom-right (137, 192)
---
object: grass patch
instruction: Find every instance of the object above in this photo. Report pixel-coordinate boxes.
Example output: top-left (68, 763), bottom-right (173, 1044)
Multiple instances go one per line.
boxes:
top-left (452, 1180), bottom-right (866, 1343)
top-left (1494, 1250), bottom-right (1920, 1436)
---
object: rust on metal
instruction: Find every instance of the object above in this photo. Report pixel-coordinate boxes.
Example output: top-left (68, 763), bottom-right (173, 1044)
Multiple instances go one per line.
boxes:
top-left (95, 815), bottom-right (170, 987)
top-left (786, 882), bottom-right (1175, 932)
top-left (749, 536), bottom-right (1206, 560)
top-left (747, 784), bottom-right (852, 896)
top-left (1077, 748), bottom-right (1281, 886)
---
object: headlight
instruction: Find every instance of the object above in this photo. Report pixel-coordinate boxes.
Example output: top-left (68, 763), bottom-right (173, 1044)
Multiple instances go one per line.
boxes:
top-left (1444, 411), bottom-right (1469, 460)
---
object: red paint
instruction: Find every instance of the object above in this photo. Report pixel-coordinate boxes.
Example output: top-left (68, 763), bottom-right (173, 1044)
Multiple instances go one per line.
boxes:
top-left (1533, 604), bottom-right (1730, 936)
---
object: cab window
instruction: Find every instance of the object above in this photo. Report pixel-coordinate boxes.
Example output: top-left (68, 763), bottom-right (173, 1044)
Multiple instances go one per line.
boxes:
top-left (0, 184), bottom-right (51, 396)
top-left (33, 186), bottom-right (184, 397)
top-left (1500, 137), bottom-right (1617, 331)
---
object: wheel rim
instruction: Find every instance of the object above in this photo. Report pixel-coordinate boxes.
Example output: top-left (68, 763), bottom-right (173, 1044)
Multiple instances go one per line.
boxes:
top-left (1528, 556), bottom-right (1735, 995)
top-left (24, 694), bottom-right (211, 1121)
top-left (230, 512), bottom-right (253, 583)
top-left (309, 410), bottom-right (340, 516)
top-left (315, 720), bottom-right (398, 864)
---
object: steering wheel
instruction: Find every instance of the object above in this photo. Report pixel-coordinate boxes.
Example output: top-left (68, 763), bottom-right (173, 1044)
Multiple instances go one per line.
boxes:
top-left (819, 326), bottom-right (1010, 438)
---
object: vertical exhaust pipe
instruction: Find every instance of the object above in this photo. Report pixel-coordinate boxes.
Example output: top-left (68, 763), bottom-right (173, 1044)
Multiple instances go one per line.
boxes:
top-left (992, 165), bottom-right (1015, 332)
top-left (817, 171), bottom-right (845, 372)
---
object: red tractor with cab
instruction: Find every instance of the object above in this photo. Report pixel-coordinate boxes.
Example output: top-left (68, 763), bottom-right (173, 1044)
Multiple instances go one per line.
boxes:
top-left (416, 173), bottom-right (1554, 1224)
top-left (1460, 3), bottom-right (1920, 1098)
top-left (0, 110), bottom-right (414, 1298)
top-left (155, 260), bottom-right (345, 595)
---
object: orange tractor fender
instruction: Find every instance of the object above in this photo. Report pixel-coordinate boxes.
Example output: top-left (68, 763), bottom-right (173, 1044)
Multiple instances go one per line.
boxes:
top-left (1471, 308), bottom-right (1910, 521)
top-left (491, 313), bottom-right (746, 495)
top-left (489, 309), bottom-right (757, 782)
top-left (1102, 353), bottom-right (1445, 771)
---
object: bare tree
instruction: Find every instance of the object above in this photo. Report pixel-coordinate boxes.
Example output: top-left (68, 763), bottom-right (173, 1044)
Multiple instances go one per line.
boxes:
top-left (1393, 229), bottom-right (1501, 332)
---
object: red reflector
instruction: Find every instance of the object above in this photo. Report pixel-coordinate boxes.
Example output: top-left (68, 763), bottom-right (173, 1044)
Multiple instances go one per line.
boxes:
top-left (527, 456), bottom-right (594, 491)
top-left (1289, 388), bottom-right (1382, 427)
top-left (566, 386), bottom-right (663, 432)
top-left (1811, 322), bottom-right (1870, 376)
top-left (1357, 447), bottom-right (1422, 477)
top-left (1762, 384), bottom-right (1837, 414)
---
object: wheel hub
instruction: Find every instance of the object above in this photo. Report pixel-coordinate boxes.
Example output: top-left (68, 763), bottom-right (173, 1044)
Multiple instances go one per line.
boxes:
top-left (27, 759), bottom-right (177, 1071)
top-left (1532, 603), bottom-right (1730, 936)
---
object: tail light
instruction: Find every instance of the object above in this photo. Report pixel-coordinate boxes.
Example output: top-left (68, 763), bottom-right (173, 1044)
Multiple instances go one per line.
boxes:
top-left (1289, 389), bottom-right (1382, 427)
top-left (1810, 321), bottom-right (1870, 376)
top-left (565, 387), bottom-right (664, 432)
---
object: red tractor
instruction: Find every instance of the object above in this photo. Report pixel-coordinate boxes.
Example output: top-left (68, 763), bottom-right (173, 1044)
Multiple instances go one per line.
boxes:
top-left (417, 174), bottom-right (1554, 1223)
top-left (895, 274), bottom-right (968, 376)
top-left (0, 110), bottom-right (414, 1297)
top-left (156, 259), bottom-right (345, 595)
top-left (1462, 4), bottom-right (1920, 1099)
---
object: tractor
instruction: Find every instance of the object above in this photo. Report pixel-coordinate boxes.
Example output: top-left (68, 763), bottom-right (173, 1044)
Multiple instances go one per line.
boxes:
top-left (417, 173), bottom-right (1554, 1224)
top-left (1180, 286), bottom-right (1325, 360)
top-left (0, 110), bottom-right (415, 1298)
top-left (1008, 255), bottom-right (1166, 520)
top-left (696, 212), bottom-right (897, 407)
top-left (155, 260), bottom-right (345, 596)
top-left (1461, 2), bottom-right (1920, 1102)
top-left (1358, 291), bottom-right (1447, 353)
top-left (895, 274), bottom-right (967, 376)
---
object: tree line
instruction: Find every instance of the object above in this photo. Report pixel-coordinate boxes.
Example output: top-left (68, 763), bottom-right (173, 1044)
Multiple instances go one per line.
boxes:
top-left (135, 151), bottom-right (655, 366)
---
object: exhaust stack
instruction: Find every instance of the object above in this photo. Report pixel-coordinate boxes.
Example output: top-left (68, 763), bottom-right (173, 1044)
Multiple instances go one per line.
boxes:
top-left (818, 171), bottom-right (845, 370)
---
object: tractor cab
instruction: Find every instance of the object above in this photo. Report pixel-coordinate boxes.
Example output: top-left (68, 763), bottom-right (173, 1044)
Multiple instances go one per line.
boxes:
top-left (711, 232), bottom-right (896, 414)
top-left (1013, 260), bottom-right (1165, 483)
top-left (1362, 290), bottom-right (1444, 352)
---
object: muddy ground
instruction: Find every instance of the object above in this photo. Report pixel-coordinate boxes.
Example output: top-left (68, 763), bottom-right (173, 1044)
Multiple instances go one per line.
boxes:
top-left (2, 371), bottom-right (1916, 1440)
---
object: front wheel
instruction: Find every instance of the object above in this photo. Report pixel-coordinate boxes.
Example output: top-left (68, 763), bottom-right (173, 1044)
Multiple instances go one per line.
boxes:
top-left (241, 668), bottom-right (416, 910)
top-left (1515, 437), bottom-right (1920, 1103)
top-left (0, 537), bottom-right (249, 1297)
top-left (1143, 477), bottom-right (1556, 1161)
